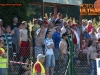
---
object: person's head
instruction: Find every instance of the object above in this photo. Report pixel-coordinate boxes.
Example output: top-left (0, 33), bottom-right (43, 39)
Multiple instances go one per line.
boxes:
top-left (21, 21), bottom-right (27, 29)
top-left (67, 19), bottom-right (72, 26)
top-left (5, 25), bottom-right (11, 33)
top-left (71, 24), bottom-right (77, 30)
top-left (91, 28), bottom-right (96, 33)
top-left (97, 27), bottom-right (100, 33)
top-left (62, 33), bottom-right (68, 40)
top-left (82, 19), bottom-right (87, 26)
top-left (82, 40), bottom-right (86, 44)
top-left (37, 54), bottom-right (45, 63)
top-left (46, 31), bottom-right (52, 38)
top-left (91, 41), bottom-right (96, 47)
top-left (0, 19), bottom-right (3, 27)
top-left (55, 26), bottom-right (61, 32)
top-left (34, 19), bottom-right (38, 25)
top-left (63, 21), bottom-right (67, 27)
top-left (57, 13), bottom-right (62, 19)
top-left (88, 20), bottom-right (92, 25)
top-left (40, 22), bottom-right (45, 29)
top-left (0, 38), bottom-right (4, 47)
top-left (50, 12), bottom-right (54, 18)
top-left (13, 17), bottom-right (18, 24)
top-left (17, 23), bottom-right (22, 29)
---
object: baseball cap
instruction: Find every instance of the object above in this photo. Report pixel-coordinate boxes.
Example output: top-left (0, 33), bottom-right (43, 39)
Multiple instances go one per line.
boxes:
top-left (38, 18), bottom-right (43, 21)
top-left (88, 20), bottom-right (92, 23)
top-left (37, 54), bottom-right (45, 59)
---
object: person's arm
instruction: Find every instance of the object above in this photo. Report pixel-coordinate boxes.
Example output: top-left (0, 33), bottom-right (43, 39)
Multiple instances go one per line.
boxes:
top-left (59, 41), bottom-right (65, 59)
top-left (87, 48), bottom-right (91, 66)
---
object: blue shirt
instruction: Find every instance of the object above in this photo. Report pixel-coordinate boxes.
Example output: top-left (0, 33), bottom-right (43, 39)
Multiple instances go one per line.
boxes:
top-left (82, 32), bottom-right (90, 39)
top-left (52, 31), bottom-right (61, 50)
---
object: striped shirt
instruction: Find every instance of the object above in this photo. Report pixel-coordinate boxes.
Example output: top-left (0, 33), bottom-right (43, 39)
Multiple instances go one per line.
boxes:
top-left (1, 33), bottom-right (12, 48)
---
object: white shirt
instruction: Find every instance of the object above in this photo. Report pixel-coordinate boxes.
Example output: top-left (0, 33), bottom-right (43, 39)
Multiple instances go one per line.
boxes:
top-left (45, 38), bottom-right (54, 55)
top-left (20, 29), bottom-right (28, 41)
top-left (96, 33), bottom-right (100, 40)
top-left (61, 26), bottom-right (66, 34)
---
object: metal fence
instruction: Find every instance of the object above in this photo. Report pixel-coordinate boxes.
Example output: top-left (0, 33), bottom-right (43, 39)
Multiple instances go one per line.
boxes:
top-left (0, 47), bottom-right (90, 75)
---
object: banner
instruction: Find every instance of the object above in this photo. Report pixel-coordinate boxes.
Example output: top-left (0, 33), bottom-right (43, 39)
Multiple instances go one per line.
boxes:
top-left (43, 0), bottom-right (82, 6)
top-left (96, 58), bottom-right (100, 75)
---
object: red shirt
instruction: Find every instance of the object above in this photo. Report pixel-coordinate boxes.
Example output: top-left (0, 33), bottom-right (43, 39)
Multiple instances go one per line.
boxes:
top-left (86, 25), bottom-right (93, 33)
top-left (0, 50), bottom-right (3, 55)
top-left (34, 62), bottom-right (47, 75)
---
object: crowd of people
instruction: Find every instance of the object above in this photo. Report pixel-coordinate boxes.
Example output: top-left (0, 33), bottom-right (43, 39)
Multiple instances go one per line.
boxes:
top-left (0, 12), bottom-right (100, 75)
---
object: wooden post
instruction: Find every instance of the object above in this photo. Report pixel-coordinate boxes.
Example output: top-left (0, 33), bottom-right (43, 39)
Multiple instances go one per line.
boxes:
top-left (54, 6), bottom-right (57, 19)
top-left (41, 2), bottom-right (44, 19)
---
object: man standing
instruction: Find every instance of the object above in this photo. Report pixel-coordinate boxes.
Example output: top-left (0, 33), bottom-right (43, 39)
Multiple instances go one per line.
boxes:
top-left (33, 54), bottom-right (46, 75)
top-left (52, 22), bottom-right (61, 72)
top-left (86, 20), bottom-right (93, 33)
top-left (59, 33), bottom-right (68, 74)
top-left (87, 41), bottom-right (97, 75)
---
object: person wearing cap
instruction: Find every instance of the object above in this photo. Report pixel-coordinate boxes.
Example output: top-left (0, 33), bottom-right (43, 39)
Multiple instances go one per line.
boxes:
top-left (85, 20), bottom-right (93, 33)
top-left (33, 54), bottom-right (46, 75)
top-left (82, 19), bottom-right (87, 31)
top-left (0, 19), bottom-right (5, 37)
top-left (71, 24), bottom-right (80, 59)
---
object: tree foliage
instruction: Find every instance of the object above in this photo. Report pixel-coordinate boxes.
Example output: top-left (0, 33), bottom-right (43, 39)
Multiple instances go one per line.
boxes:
top-left (0, 0), bottom-right (29, 26)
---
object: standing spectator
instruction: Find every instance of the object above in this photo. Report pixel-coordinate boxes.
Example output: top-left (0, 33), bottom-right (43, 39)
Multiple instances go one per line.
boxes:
top-left (35, 22), bottom-right (47, 59)
top-left (48, 13), bottom-right (55, 24)
top-left (55, 13), bottom-right (62, 27)
top-left (71, 24), bottom-right (80, 59)
top-left (0, 19), bottom-right (5, 37)
top-left (52, 23), bottom-right (61, 72)
top-left (85, 20), bottom-right (93, 33)
top-left (11, 17), bottom-right (20, 61)
top-left (0, 38), bottom-right (7, 75)
top-left (1, 26), bottom-right (14, 71)
top-left (19, 21), bottom-right (30, 62)
top-left (31, 19), bottom-right (40, 59)
top-left (89, 28), bottom-right (97, 41)
top-left (45, 31), bottom-right (55, 75)
top-left (82, 19), bottom-right (87, 31)
top-left (59, 33), bottom-right (68, 74)
top-left (87, 41), bottom-right (97, 75)
top-left (33, 54), bottom-right (47, 75)
top-left (96, 27), bottom-right (100, 40)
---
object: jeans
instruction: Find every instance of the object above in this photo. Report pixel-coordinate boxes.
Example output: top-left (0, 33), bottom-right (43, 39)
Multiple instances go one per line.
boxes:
top-left (89, 60), bottom-right (97, 75)
top-left (0, 68), bottom-right (7, 75)
top-left (46, 54), bottom-right (55, 67)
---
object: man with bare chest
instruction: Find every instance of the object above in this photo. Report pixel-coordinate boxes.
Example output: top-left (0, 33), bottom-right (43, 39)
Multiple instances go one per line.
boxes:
top-left (59, 33), bottom-right (68, 74)
top-left (87, 41), bottom-right (97, 75)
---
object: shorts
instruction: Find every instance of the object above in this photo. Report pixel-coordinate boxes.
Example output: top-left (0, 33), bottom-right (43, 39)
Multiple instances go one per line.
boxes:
top-left (53, 49), bottom-right (60, 60)
top-left (46, 54), bottom-right (55, 67)
top-left (35, 46), bottom-right (43, 58)
top-left (0, 68), bottom-right (7, 75)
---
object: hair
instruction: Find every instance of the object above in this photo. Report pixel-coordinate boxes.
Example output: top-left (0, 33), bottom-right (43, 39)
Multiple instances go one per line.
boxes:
top-left (57, 13), bottom-right (62, 16)
top-left (50, 12), bottom-right (54, 16)
top-left (45, 31), bottom-right (51, 38)
top-left (5, 25), bottom-right (10, 29)
top-left (0, 38), bottom-right (3, 43)
top-left (62, 32), bottom-right (68, 38)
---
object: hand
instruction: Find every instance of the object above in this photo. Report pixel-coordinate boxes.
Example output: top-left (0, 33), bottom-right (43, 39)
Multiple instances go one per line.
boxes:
top-left (2, 53), bottom-right (7, 58)
top-left (11, 31), bottom-right (14, 34)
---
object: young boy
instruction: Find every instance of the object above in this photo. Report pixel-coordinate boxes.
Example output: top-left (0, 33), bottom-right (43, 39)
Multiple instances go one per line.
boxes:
top-left (0, 38), bottom-right (7, 75)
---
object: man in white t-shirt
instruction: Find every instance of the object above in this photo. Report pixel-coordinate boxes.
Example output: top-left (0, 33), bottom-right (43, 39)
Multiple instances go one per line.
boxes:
top-left (45, 31), bottom-right (55, 75)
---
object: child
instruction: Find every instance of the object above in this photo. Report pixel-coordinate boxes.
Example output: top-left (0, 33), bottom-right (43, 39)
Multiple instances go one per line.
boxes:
top-left (82, 40), bottom-right (87, 54)
top-left (0, 38), bottom-right (7, 75)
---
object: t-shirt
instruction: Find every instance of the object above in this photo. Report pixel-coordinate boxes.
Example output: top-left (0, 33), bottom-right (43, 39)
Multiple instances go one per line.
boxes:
top-left (86, 25), bottom-right (93, 33)
top-left (45, 38), bottom-right (54, 55)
